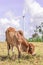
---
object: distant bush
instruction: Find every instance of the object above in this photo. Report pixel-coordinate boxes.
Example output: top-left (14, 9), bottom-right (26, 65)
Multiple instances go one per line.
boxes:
top-left (28, 36), bottom-right (42, 42)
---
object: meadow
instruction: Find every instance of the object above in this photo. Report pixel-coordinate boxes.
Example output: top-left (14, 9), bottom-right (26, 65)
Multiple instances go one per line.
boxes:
top-left (0, 42), bottom-right (43, 65)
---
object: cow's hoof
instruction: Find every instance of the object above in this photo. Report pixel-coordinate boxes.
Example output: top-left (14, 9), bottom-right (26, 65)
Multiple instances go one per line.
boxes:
top-left (11, 55), bottom-right (16, 61)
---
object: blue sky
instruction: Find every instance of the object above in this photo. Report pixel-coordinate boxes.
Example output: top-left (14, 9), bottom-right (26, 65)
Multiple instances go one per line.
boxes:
top-left (0, 0), bottom-right (24, 17)
top-left (0, 0), bottom-right (43, 41)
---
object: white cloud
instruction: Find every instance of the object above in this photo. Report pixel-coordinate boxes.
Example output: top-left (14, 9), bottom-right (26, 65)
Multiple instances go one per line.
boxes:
top-left (24, 0), bottom-right (43, 26)
top-left (30, 26), bottom-right (34, 30)
top-left (22, 0), bottom-right (43, 38)
top-left (5, 11), bottom-right (15, 19)
top-left (30, 18), bottom-right (34, 23)
top-left (11, 19), bottom-right (20, 27)
top-left (0, 11), bottom-right (21, 41)
top-left (0, 18), bottom-right (20, 29)
top-left (5, 11), bottom-right (21, 20)
top-left (24, 0), bottom-right (43, 16)
top-left (23, 5), bottom-right (28, 16)
top-left (0, 31), bottom-right (2, 35)
top-left (24, 31), bottom-right (29, 38)
top-left (0, 18), bottom-right (9, 25)
top-left (0, 11), bottom-right (20, 28)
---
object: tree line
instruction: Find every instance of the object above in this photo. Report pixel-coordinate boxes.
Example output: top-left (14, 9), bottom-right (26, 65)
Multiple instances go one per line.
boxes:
top-left (28, 22), bottom-right (43, 42)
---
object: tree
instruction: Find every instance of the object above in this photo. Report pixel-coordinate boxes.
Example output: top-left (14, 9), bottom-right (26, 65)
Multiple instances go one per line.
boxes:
top-left (35, 22), bottom-right (43, 42)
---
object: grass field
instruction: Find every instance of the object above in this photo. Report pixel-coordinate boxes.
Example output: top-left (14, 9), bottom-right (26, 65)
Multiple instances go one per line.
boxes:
top-left (0, 42), bottom-right (43, 65)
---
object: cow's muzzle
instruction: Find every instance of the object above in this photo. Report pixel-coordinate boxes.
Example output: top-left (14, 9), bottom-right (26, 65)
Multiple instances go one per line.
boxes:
top-left (32, 52), bottom-right (36, 56)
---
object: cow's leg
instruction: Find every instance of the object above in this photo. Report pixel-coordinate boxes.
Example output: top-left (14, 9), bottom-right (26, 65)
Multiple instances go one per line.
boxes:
top-left (7, 43), bottom-right (10, 57)
top-left (12, 46), bottom-right (14, 56)
top-left (18, 50), bottom-right (21, 58)
top-left (18, 44), bottom-right (21, 58)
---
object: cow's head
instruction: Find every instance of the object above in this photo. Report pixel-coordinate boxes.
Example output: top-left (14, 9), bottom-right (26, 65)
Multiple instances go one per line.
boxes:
top-left (28, 43), bottom-right (36, 56)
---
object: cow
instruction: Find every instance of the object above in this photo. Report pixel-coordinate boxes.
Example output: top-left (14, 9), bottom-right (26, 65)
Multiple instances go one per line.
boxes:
top-left (5, 27), bottom-right (35, 58)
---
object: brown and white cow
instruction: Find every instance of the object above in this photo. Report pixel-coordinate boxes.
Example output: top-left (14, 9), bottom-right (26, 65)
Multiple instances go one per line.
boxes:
top-left (5, 27), bottom-right (35, 58)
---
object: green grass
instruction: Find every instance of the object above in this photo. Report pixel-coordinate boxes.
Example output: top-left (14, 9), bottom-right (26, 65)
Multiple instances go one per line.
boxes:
top-left (0, 42), bottom-right (43, 65)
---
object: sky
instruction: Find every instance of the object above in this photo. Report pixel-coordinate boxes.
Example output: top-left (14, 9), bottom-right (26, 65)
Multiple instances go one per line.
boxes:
top-left (0, 0), bottom-right (43, 41)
